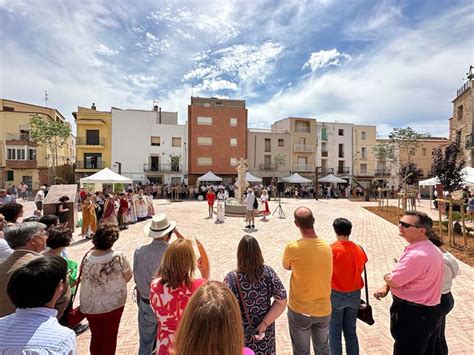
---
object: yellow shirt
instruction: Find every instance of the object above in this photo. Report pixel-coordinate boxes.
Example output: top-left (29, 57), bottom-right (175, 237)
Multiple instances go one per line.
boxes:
top-left (282, 237), bottom-right (333, 317)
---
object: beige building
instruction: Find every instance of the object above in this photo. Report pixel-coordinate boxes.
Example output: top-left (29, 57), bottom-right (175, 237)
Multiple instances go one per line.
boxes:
top-left (449, 69), bottom-right (473, 166)
top-left (247, 128), bottom-right (291, 184)
top-left (271, 117), bottom-right (317, 180)
top-left (73, 104), bottom-right (112, 181)
top-left (0, 99), bottom-right (74, 190)
top-left (352, 125), bottom-right (377, 187)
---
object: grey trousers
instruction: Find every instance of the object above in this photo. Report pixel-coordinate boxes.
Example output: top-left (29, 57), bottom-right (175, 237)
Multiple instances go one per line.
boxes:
top-left (288, 308), bottom-right (331, 355)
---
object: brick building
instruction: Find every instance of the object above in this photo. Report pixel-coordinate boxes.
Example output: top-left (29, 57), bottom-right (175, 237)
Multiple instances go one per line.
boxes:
top-left (187, 97), bottom-right (247, 184)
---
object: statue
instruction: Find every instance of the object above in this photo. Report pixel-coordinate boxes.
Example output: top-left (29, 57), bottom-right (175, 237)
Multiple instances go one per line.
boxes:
top-left (236, 158), bottom-right (247, 202)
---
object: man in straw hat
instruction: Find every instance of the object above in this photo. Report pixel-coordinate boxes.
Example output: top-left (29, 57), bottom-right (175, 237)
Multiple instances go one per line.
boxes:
top-left (134, 213), bottom-right (182, 355)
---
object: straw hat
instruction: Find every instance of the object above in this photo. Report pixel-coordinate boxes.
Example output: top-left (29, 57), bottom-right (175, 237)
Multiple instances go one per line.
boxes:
top-left (143, 214), bottom-right (176, 239)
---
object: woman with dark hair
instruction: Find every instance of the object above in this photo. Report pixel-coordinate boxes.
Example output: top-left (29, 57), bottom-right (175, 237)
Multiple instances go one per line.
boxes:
top-left (0, 202), bottom-right (24, 223)
top-left (174, 281), bottom-right (254, 355)
top-left (80, 223), bottom-right (132, 355)
top-left (42, 226), bottom-right (73, 257)
top-left (224, 235), bottom-right (287, 354)
top-left (429, 233), bottom-right (460, 354)
top-left (56, 195), bottom-right (70, 225)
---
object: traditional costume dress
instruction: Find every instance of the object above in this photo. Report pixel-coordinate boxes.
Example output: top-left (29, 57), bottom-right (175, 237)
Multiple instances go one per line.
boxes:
top-left (146, 194), bottom-right (155, 217)
top-left (261, 193), bottom-right (270, 216)
top-left (128, 193), bottom-right (138, 223)
top-left (135, 195), bottom-right (148, 221)
top-left (102, 197), bottom-right (118, 225)
top-left (81, 200), bottom-right (97, 237)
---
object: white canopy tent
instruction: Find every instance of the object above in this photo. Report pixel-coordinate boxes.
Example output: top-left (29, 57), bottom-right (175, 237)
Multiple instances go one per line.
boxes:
top-left (282, 173), bottom-right (312, 184)
top-left (197, 171), bottom-right (223, 182)
top-left (318, 174), bottom-right (347, 184)
top-left (79, 167), bottom-right (133, 191)
top-left (246, 172), bottom-right (262, 183)
top-left (419, 177), bottom-right (440, 186)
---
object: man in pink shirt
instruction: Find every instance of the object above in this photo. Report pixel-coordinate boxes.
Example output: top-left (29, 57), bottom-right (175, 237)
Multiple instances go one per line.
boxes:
top-left (374, 210), bottom-right (443, 355)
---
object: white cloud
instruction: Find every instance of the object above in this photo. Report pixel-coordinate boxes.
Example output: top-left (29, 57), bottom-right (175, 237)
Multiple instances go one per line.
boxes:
top-left (302, 48), bottom-right (352, 72)
top-left (95, 44), bottom-right (118, 56)
top-left (197, 79), bottom-right (238, 92)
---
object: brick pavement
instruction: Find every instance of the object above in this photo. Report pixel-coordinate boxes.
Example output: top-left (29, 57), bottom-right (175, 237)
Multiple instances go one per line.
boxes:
top-left (22, 198), bottom-right (474, 354)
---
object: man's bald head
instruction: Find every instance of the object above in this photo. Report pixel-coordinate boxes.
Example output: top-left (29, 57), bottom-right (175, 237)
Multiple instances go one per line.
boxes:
top-left (294, 207), bottom-right (315, 230)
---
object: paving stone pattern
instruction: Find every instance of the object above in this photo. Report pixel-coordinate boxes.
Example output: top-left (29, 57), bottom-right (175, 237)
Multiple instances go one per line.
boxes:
top-left (37, 198), bottom-right (473, 354)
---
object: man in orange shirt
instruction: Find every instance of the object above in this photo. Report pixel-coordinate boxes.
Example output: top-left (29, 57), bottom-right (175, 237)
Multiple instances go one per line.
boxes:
top-left (329, 218), bottom-right (367, 355)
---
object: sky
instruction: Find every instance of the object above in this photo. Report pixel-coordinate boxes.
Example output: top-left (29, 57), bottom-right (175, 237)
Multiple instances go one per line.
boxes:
top-left (1, 0), bottom-right (473, 137)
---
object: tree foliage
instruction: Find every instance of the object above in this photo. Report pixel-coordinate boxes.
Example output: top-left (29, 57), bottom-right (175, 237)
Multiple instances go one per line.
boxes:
top-left (432, 141), bottom-right (465, 192)
top-left (29, 114), bottom-right (71, 182)
top-left (400, 163), bottom-right (423, 186)
top-left (273, 154), bottom-right (286, 168)
top-left (169, 154), bottom-right (182, 171)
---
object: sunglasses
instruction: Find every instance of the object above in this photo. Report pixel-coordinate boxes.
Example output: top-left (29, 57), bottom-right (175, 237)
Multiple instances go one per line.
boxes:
top-left (399, 221), bottom-right (419, 229)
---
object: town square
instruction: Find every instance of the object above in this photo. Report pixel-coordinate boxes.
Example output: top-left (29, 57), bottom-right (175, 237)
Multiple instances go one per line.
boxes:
top-left (1, 0), bottom-right (473, 354)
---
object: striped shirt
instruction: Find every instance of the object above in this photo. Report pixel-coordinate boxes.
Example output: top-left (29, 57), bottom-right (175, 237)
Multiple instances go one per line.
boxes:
top-left (0, 307), bottom-right (76, 354)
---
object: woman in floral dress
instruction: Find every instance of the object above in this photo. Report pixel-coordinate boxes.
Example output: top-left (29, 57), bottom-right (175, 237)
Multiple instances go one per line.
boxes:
top-left (150, 238), bottom-right (208, 355)
top-left (224, 235), bottom-right (287, 354)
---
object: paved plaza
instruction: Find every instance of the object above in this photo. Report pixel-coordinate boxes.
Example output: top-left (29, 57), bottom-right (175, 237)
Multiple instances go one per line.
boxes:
top-left (26, 198), bottom-right (474, 354)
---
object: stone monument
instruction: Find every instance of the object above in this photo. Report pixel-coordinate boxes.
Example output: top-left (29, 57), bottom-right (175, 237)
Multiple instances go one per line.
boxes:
top-left (225, 157), bottom-right (248, 216)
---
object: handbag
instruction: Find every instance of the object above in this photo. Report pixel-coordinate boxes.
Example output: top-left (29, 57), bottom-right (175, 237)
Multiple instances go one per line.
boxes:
top-left (233, 272), bottom-right (257, 339)
top-left (67, 249), bottom-right (93, 328)
top-left (357, 246), bottom-right (375, 325)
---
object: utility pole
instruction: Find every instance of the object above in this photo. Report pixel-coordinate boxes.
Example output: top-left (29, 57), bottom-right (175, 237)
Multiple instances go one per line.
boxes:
top-left (315, 166), bottom-right (321, 200)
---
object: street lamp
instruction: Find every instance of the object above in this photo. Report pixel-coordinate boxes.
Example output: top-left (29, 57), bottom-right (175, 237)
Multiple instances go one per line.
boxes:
top-left (314, 166), bottom-right (321, 200)
top-left (115, 161), bottom-right (122, 175)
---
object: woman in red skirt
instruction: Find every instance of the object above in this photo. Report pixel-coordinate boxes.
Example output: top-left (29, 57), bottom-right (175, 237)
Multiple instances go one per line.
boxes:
top-left (206, 187), bottom-right (216, 218)
top-left (260, 189), bottom-right (270, 220)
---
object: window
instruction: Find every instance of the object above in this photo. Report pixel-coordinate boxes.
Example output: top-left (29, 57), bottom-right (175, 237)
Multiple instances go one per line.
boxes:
top-left (197, 157), bottom-right (212, 166)
top-left (197, 137), bottom-right (213, 145)
top-left (295, 121), bottom-right (310, 133)
top-left (197, 116), bottom-right (212, 125)
top-left (278, 139), bottom-right (284, 147)
top-left (361, 147), bottom-right (367, 159)
top-left (361, 131), bottom-right (367, 140)
top-left (230, 158), bottom-right (238, 166)
top-left (458, 105), bottom-right (463, 120)
top-left (151, 136), bottom-right (161, 146)
top-left (422, 148), bottom-right (427, 156)
top-left (264, 138), bottom-right (271, 152)
top-left (7, 148), bottom-right (15, 160)
top-left (28, 149), bottom-right (36, 160)
top-left (360, 163), bottom-right (367, 174)
top-left (230, 118), bottom-right (238, 127)
top-left (230, 138), bottom-right (238, 146)
top-left (17, 148), bottom-right (25, 160)
top-left (321, 128), bottom-right (327, 140)
top-left (264, 155), bottom-right (271, 167)
top-left (7, 171), bottom-right (14, 181)
top-left (338, 144), bottom-right (344, 158)
top-left (338, 129), bottom-right (344, 136)
top-left (84, 153), bottom-right (102, 169)
top-left (7, 147), bottom-right (27, 160)
top-left (22, 176), bottom-right (32, 187)
top-left (338, 160), bottom-right (345, 174)
top-left (321, 142), bottom-right (328, 157)
top-left (172, 137), bottom-right (181, 147)
top-left (86, 130), bottom-right (100, 145)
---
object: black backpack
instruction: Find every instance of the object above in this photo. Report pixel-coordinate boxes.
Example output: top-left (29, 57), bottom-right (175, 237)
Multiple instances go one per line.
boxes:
top-left (253, 196), bottom-right (258, 209)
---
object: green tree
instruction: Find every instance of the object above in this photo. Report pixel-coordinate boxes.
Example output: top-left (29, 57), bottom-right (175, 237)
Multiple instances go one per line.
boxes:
top-left (169, 154), bottom-right (183, 172)
top-left (273, 154), bottom-right (286, 169)
top-left (29, 114), bottom-right (71, 183)
top-left (400, 162), bottom-right (423, 186)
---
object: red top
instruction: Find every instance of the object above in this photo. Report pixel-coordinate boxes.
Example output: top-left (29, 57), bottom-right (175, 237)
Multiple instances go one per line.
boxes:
top-left (206, 191), bottom-right (216, 205)
top-left (118, 198), bottom-right (128, 214)
top-left (331, 241), bottom-right (367, 292)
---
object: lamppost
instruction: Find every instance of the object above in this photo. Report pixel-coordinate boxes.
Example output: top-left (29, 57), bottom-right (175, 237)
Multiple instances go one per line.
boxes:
top-left (314, 166), bottom-right (321, 200)
top-left (115, 161), bottom-right (122, 175)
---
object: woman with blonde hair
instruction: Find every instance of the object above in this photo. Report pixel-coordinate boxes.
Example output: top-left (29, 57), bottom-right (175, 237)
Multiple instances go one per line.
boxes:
top-left (174, 281), bottom-right (254, 355)
top-left (224, 235), bottom-right (287, 354)
top-left (150, 238), bottom-right (207, 355)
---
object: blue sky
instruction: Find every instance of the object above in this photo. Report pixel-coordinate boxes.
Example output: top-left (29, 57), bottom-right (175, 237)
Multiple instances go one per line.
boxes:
top-left (0, 0), bottom-right (472, 137)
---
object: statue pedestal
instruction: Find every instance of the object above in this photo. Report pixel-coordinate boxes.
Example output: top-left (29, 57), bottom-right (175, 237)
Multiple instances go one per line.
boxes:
top-left (225, 198), bottom-right (247, 216)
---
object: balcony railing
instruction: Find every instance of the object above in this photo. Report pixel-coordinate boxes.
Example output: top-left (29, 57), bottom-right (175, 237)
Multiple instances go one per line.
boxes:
top-left (76, 137), bottom-right (106, 146)
top-left (143, 164), bottom-right (182, 173)
top-left (375, 169), bottom-right (390, 176)
top-left (293, 164), bottom-right (314, 172)
top-left (6, 133), bottom-right (34, 142)
top-left (320, 168), bottom-right (334, 175)
top-left (75, 161), bottom-right (106, 170)
top-left (321, 150), bottom-right (328, 157)
top-left (293, 144), bottom-right (315, 152)
top-left (259, 163), bottom-right (278, 171)
top-left (336, 167), bottom-right (351, 174)
top-left (355, 170), bottom-right (373, 177)
top-left (294, 127), bottom-right (311, 133)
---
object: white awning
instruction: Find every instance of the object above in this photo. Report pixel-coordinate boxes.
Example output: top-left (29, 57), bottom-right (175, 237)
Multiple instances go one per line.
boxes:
top-left (197, 171), bottom-right (223, 182)
top-left (79, 167), bottom-right (133, 185)
top-left (318, 174), bottom-right (347, 184)
top-left (246, 172), bottom-right (262, 183)
top-left (282, 173), bottom-right (312, 184)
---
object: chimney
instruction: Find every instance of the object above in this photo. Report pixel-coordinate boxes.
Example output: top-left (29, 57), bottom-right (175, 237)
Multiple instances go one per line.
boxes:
top-left (91, 103), bottom-right (96, 110)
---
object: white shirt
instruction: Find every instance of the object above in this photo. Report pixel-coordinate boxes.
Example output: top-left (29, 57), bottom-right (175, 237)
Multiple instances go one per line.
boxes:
top-left (34, 190), bottom-right (44, 203)
top-left (244, 193), bottom-right (255, 211)
top-left (441, 252), bottom-right (460, 294)
top-left (0, 238), bottom-right (13, 264)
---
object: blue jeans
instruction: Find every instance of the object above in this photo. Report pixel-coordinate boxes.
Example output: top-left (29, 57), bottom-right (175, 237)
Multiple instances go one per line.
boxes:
top-left (329, 289), bottom-right (361, 355)
top-left (138, 298), bottom-right (157, 355)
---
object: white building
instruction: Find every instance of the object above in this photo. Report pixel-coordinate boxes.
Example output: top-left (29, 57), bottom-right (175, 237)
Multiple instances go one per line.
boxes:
top-left (111, 107), bottom-right (188, 184)
top-left (316, 122), bottom-right (354, 182)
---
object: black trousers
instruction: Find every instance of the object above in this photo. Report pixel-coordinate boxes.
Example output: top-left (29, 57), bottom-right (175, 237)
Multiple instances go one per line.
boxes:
top-left (390, 296), bottom-right (443, 355)
top-left (437, 292), bottom-right (454, 355)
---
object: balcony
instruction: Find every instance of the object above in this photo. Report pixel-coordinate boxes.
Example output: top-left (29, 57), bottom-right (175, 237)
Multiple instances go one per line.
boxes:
top-left (294, 127), bottom-right (311, 133)
top-left (355, 170), bottom-right (374, 177)
top-left (6, 133), bottom-right (36, 144)
top-left (75, 161), bottom-right (107, 170)
top-left (259, 163), bottom-right (278, 171)
top-left (320, 168), bottom-right (334, 175)
top-left (375, 168), bottom-right (390, 176)
top-left (336, 167), bottom-right (351, 175)
top-left (76, 137), bottom-right (106, 146)
top-left (293, 164), bottom-right (314, 172)
top-left (293, 144), bottom-right (315, 153)
top-left (321, 150), bottom-right (328, 157)
top-left (143, 164), bottom-right (182, 173)
top-left (6, 160), bottom-right (37, 169)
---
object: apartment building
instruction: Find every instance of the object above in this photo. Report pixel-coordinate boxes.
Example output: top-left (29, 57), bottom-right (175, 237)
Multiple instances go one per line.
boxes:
top-left (247, 128), bottom-right (291, 184)
top-left (316, 122), bottom-right (354, 182)
top-left (353, 125), bottom-right (377, 188)
top-left (0, 99), bottom-right (74, 190)
top-left (449, 69), bottom-right (473, 166)
top-left (271, 117), bottom-right (317, 180)
top-left (73, 104), bottom-right (112, 181)
top-left (111, 107), bottom-right (187, 184)
top-left (188, 97), bottom-right (247, 184)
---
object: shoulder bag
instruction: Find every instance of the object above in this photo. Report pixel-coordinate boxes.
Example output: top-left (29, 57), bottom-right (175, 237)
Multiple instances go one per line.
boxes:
top-left (67, 249), bottom-right (93, 328)
top-left (357, 246), bottom-right (375, 325)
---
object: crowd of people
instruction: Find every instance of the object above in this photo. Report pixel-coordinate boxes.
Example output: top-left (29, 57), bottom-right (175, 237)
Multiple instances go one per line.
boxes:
top-left (0, 184), bottom-right (462, 355)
